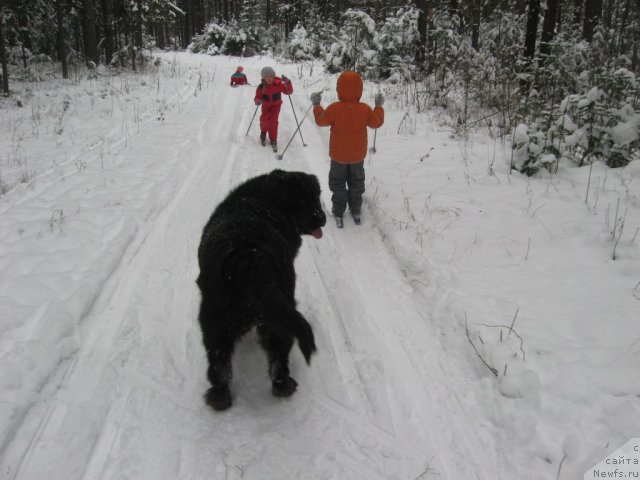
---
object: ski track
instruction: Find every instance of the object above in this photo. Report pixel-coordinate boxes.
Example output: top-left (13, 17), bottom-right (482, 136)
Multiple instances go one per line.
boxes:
top-left (2, 55), bottom-right (504, 479)
top-left (0, 62), bottom-right (202, 215)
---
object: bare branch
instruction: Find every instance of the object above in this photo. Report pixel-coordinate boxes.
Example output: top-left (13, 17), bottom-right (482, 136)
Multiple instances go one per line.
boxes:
top-left (465, 314), bottom-right (498, 376)
top-left (508, 307), bottom-right (520, 339)
top-left (473, 322), bottom-right (526, 362)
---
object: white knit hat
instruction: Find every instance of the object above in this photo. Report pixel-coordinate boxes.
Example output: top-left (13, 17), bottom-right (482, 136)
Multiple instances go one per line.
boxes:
top-left (261, 66), bottom-right (276, 78)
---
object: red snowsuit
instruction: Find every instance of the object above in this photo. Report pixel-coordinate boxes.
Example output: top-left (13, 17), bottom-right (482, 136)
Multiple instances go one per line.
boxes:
top-left (254, 77), bottom-right (293, 142)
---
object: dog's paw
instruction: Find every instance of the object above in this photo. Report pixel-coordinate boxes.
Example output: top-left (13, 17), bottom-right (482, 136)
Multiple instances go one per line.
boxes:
top-left (272, 377), bottom-right (298, 397)
top-left (205, 385), bottom-right (232, 411)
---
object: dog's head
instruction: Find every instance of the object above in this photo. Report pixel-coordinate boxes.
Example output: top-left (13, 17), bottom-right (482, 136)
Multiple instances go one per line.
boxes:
top-left (265, 169), bottom-right (326, 239)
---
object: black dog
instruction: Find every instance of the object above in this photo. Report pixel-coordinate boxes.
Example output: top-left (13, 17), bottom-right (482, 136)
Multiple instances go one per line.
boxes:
top-left (196, 169), bottom-right (326, 411)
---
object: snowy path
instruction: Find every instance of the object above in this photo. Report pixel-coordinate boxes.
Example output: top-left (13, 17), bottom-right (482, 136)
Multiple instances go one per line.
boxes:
top-left (4, 53), bottom-right (638, 480)
top-left (0, 55), bottom-right (505, 479)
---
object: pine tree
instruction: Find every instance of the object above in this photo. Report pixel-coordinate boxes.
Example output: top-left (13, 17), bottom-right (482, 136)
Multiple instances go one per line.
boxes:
top-left (0, 7), bottom-right (8, 94)
top-left (583, 0), bottom-right (603, 41)
top-left (284, 23), bottom-right (314, 62)
top-left (539, 0), bottom-right (559, 62)
top-left (55, 0), bottom-right (68, 78)
top-left (523, 0), bottom-right (541, 60)
top-left (238, 0), bottom-right (264, 56)
top-left (326, 9), bottom-right (376, 74)
top-left (83, 0), bottom-right (98, 64)
top-left (377, 6), bottom-right (420, 82)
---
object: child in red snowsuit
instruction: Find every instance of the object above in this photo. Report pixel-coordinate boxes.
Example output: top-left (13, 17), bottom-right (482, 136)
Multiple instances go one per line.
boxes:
top-left (230, 66), bottom-right (248, 86)
top-left (254, 66), bottom-right (293, 149)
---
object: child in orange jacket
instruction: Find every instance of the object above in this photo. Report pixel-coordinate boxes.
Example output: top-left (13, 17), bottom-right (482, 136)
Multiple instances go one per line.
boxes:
top-left (311, 71), bottom-right (384, 227)
top-left (254, 66), bottom-right (293, 151)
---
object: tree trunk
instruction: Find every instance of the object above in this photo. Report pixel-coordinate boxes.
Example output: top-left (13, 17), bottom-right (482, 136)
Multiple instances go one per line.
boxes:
top-left (0, 10), bottom-right (9, 95)
top-left (556, 1), bottom-right (563, 29)
top-left (17, 5), bottom-right (33, 63)
top-left (373, 0), bottom-right (381, 21)
top-left (470, 0), bottom-right (481, 50)
top-left (114, 23), bottom-right (120, 52)
top-left (523, 0), bottom-right (541, 59)
top-left (102, 0), bottom-right (114, 64)
top-left (450, 0), bottom-right (465, 31)
top-left (183, 0), bottom-right (191, 48)
top-left (583, 0), bottom-right (603, 41)
top-left (539, 0), bottom-right (559, 61)
top-left (415, 0), bottom-right (428, 57)
top-left (56, 0), bottom-right (69, 79)
top-left (84, 0), bottom-right (99, 64)
top-left (135, 0), bottom-right (143, 48)
top-left (601, 0), bottom-right (612, 30)
top-left (197, 0), bottom-right (205, 34)
top-left (573, 0), bottom-right (583, 26)
top-left (618, 0), bottom-right (631, 54)
top-left (266, 0), bottom-right (270, 27)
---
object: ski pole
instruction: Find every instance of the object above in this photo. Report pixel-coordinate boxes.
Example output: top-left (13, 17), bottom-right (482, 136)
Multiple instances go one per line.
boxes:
top-left (370, 83), bottom-right (381, 154)
top-left (288, 95), bottom-right (307, 147)
top-left (276, 104), bottom-right (313, 161)
top-left (245, 104), bottom-right (260, 137)
top-left (370, 129), bottom-right (377, 154)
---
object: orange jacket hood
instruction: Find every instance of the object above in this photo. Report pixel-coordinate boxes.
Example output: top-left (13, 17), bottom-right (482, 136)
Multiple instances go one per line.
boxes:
top-left (336, 71), bottom-right (363, 102)
top-left (313, 70), bottom-right (384, 164)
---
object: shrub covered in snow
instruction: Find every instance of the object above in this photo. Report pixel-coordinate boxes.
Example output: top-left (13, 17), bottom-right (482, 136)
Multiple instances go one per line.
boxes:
top-left (513, 70), bottom-right (639, 174)
top-left (425, 9), bottom-right (463, 90)
top-left (188, 23), bottom-right (228, 55)
top-left (325, 9), bottom-right (378, 75)
top-left (511, 123), bottom-right (560, 176)
top-left (188, 19), bottom-right (262, 58)
top-left (376, 7), bottom-right (420, 82)
top-left (221, 20), bottom-right (253, 57)
top-left (283, 23), bottom-right (315, 62)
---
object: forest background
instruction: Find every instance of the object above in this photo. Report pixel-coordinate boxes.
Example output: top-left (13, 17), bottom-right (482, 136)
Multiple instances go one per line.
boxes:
top-left (1, 0), bottom-right (639, 175)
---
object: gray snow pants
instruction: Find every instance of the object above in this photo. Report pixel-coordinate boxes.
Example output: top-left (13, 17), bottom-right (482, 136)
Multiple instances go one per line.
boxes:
top-left (329, 160), bottom-right (365, 217)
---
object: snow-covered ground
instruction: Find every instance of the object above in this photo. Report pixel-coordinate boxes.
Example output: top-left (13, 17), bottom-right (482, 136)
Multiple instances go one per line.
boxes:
top-left (1, 52), bottom-right (639, 480)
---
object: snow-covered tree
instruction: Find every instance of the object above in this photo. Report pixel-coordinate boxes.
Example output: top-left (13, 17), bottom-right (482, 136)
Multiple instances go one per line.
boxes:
top-left (325, 9), bottom-right (377, 75)
top-left (305, 7), bottom-right (337, 59)
top-left (237, 0), bottom-right (265, 56)
top-left (220, 20), bottom-right (248, 56)
top-left (284, 23), bottom-right (314, 62)
top-left (425, 9), bottom-right (462, 90)
top-left (188, 22), bottom-right (227, 55)
top-left (376, 6), bottom-right (420, 82)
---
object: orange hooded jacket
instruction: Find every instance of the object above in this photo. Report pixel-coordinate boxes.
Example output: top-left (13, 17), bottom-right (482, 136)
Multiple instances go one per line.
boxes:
top-left (313, 71), bottom-right (384, 164)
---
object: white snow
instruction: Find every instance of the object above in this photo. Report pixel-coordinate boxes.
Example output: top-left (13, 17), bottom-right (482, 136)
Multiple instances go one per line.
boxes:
top-left (1, 52), bottom-right (639, 480)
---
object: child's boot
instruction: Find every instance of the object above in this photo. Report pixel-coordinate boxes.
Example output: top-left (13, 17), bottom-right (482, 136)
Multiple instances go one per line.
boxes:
top-left (260, 132), bottom-right (267, 146)
top-left (270, 140), bottom-right (277, 152)
top-left (335, 215), bottom-right (344, 228)
top-left (351, 211), bottom-right (361, 225)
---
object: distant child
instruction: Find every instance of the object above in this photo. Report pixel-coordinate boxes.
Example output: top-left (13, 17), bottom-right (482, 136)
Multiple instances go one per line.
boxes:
top-left (230, 66), bottom-right (248, 86)
top-left (311, 71), bottom-right (384, 228)
top-left (254, 66), bottom-right (293, 151)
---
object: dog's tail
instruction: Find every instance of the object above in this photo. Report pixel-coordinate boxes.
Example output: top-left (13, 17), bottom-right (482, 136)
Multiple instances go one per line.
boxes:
top-left (253, 284), bottom-right (317, 364)
top-left (224, 251), bottom-right (317, 363)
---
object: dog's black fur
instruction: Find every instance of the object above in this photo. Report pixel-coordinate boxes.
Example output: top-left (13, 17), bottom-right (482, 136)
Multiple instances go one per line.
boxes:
top-left (197, 169), bottom-right (326, 410)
